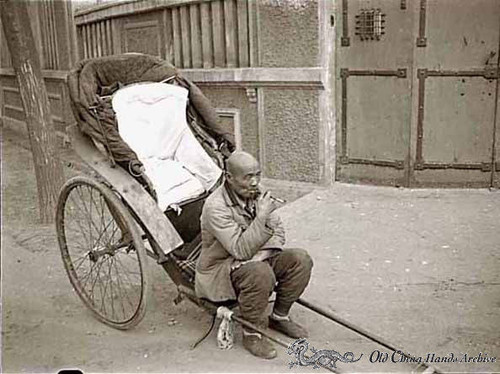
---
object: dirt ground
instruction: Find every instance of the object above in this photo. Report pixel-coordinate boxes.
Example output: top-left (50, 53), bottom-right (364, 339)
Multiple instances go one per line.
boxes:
top-left (2, 126), bottom-right (500, 373)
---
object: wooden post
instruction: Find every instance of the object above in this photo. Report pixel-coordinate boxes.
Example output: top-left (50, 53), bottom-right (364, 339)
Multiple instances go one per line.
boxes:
top-left (0, 0), bottom-right (65, 223)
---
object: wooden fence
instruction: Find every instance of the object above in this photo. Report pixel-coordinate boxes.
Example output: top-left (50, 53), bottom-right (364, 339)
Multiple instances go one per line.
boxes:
top-left (0, 0), bottom-right (77, 136)
top-left (76, 0), bottom-right (255, 68)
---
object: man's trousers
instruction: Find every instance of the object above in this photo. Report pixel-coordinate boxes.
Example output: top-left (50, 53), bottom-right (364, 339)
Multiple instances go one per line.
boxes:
top-left (230, 248), bottom-right (313, 329)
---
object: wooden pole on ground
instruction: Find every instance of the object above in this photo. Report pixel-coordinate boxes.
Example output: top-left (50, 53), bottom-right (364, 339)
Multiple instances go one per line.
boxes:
top-left (0, 0), bottom-right (65, 223)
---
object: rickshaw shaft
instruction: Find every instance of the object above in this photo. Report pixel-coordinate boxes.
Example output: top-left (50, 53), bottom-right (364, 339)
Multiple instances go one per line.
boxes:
top-left (297, 298), bottom-right (439, 373)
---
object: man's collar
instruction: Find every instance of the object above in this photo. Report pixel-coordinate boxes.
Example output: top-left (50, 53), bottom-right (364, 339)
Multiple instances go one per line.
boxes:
top-left (222, 182), bottom-right (240, 207)
top-left (223, 182), bottom-right (247, 209)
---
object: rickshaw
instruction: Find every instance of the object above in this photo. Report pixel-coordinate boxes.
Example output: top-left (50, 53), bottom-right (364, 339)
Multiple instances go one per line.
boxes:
top-left (56, 54), bottom-right (437, 373)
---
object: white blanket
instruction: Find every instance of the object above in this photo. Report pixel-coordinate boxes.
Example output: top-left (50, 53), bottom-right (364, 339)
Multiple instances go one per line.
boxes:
top-left (112, 83), bottom-right (222, 211)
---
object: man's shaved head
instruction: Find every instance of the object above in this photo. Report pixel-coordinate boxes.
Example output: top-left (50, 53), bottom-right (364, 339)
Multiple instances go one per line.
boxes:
top-left (226, 151), bottom-right (259, 176)
top-left (225, 151), bottom-right (261, 199)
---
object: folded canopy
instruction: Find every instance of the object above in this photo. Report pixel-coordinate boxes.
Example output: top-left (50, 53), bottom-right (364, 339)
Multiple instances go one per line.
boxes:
top-left (67, 53), bottom-right (234, 168)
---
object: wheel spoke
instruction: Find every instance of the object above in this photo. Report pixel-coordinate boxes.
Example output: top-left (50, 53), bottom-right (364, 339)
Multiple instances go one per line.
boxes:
top-left (106, 257), bottom-right (116, 320)
top-left (91, 189), bottom-right (113, 250)
top-left (75, 186), bottom-right (102, 246)
top-left (98, 257), bottom-right (113, 316)
top-left (72, 255), bottom-right (89, 272)
top-left (64, 234), bottom-right (91, 254)
top-left (91, 258), bottom-right (108, 309)
top-left (111, 256), bottom-right (137, 313)
top-left (76, 261), bottom-right (94, 287)
top-left (66, 195), bottom-right (92, 251)
top-left (77, 186), bottom-right (94, 253)
top-left (110, 257), bottom-right (129, 319)
top-left (102, 220), bottom-right (119, 248)
top-left (114, 254), bottom-right (142, 285)
top-left (108, 221), bottom-right (120, 247)
top-left (92, 216), bottom-right (116, 250)
top-left (79, 257), bottom-right (95, 286)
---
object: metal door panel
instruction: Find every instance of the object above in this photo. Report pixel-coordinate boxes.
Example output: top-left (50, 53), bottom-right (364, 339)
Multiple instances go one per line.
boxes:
top-left (494, 80), bottom-right (500, 188)
top-left (422, 77), bottom-right (496, 163)
top-left (412, 0), bottom-right (500, 187)
top-left (342, 0), bottom-right (413, 69)
top-left (337, 0), bottom-right (412, 186)
top-left (347, 76), bottom-right (409, 161)
top-left (336, 0), bottom-right (500, 187)
top-left (424, 0), bottom-right (500, 69)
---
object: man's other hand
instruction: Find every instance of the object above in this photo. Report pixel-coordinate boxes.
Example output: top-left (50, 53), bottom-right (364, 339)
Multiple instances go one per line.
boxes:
top-left (256, 191), bottom-right (278, 220)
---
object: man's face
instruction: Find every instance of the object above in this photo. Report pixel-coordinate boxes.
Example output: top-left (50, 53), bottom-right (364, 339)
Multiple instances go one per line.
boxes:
top-left (227, 159), bottom-right (261, 200)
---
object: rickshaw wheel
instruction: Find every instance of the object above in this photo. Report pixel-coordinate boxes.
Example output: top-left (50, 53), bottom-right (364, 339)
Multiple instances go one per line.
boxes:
top-left (56, 176), bottom-right (150, 330)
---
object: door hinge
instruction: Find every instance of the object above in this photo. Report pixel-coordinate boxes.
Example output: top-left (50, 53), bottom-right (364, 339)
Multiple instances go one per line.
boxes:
top-left (331, 15), bottom-right (335, 27)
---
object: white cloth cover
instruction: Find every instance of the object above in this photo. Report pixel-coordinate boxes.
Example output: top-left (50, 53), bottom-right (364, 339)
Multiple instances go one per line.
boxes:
top-left (216, 306), bottom-right (234, 350)
top-left (112, 83), bottom-right (222, 211)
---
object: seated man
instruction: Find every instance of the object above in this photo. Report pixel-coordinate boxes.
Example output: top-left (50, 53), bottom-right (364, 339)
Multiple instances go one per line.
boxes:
top-left (195, 151), bottom-right (313, 359)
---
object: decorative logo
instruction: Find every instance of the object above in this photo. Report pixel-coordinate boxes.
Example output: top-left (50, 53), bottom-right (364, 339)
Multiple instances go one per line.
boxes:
top-left (286, 338), bottom-right (363, 370)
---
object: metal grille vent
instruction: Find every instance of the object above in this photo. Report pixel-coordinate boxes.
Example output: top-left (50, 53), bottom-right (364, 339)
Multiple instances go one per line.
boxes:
top-left (355, 8), bottom-right (386, 41)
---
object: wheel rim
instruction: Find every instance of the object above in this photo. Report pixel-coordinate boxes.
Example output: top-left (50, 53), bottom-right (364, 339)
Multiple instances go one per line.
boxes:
top-left (58, 178), bottom-right (147, 327)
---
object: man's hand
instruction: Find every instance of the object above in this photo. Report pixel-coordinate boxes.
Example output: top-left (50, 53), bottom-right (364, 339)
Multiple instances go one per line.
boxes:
top-left (129, 160), bottom-right (144, 176)
top-left (219, 141), bottom-right (233, 159)
top-left (129, 161), bottom-right (158, 202)
top-left (256, 191), bottom-right (278, 221)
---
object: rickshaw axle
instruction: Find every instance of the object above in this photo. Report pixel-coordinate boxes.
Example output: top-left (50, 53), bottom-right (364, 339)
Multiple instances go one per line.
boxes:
top-left (87, 240), bottom-right (132, 262)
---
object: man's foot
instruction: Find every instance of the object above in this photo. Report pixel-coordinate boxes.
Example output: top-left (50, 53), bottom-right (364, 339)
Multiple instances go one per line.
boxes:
top-left (242, 333), bottom-right (277, 360)
top-left (269, 315), bottom-right (308, 339)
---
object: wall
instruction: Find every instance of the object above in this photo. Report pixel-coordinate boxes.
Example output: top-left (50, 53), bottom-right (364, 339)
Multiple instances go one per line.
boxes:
top-left (258, 0), bottom-right (319, 68)
top-left (0, 0), bottom-right (330, 185)
top-left (73, 0), bottom-right (330, 184)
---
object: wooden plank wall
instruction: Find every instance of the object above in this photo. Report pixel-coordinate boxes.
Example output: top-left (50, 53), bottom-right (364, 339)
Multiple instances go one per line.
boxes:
top-left (0, 0), bottom-right (77, 136)
top-left (75, 0), bottom-right (251, 68)
top-left (78, 19), bottom-right (114, 59)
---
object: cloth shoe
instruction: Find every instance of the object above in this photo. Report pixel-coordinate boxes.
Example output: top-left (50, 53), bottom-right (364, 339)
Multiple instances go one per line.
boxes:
top-left (269, 316), bottom-right (308, 339)
top-left (242, 333), bottom-right (277, 360)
